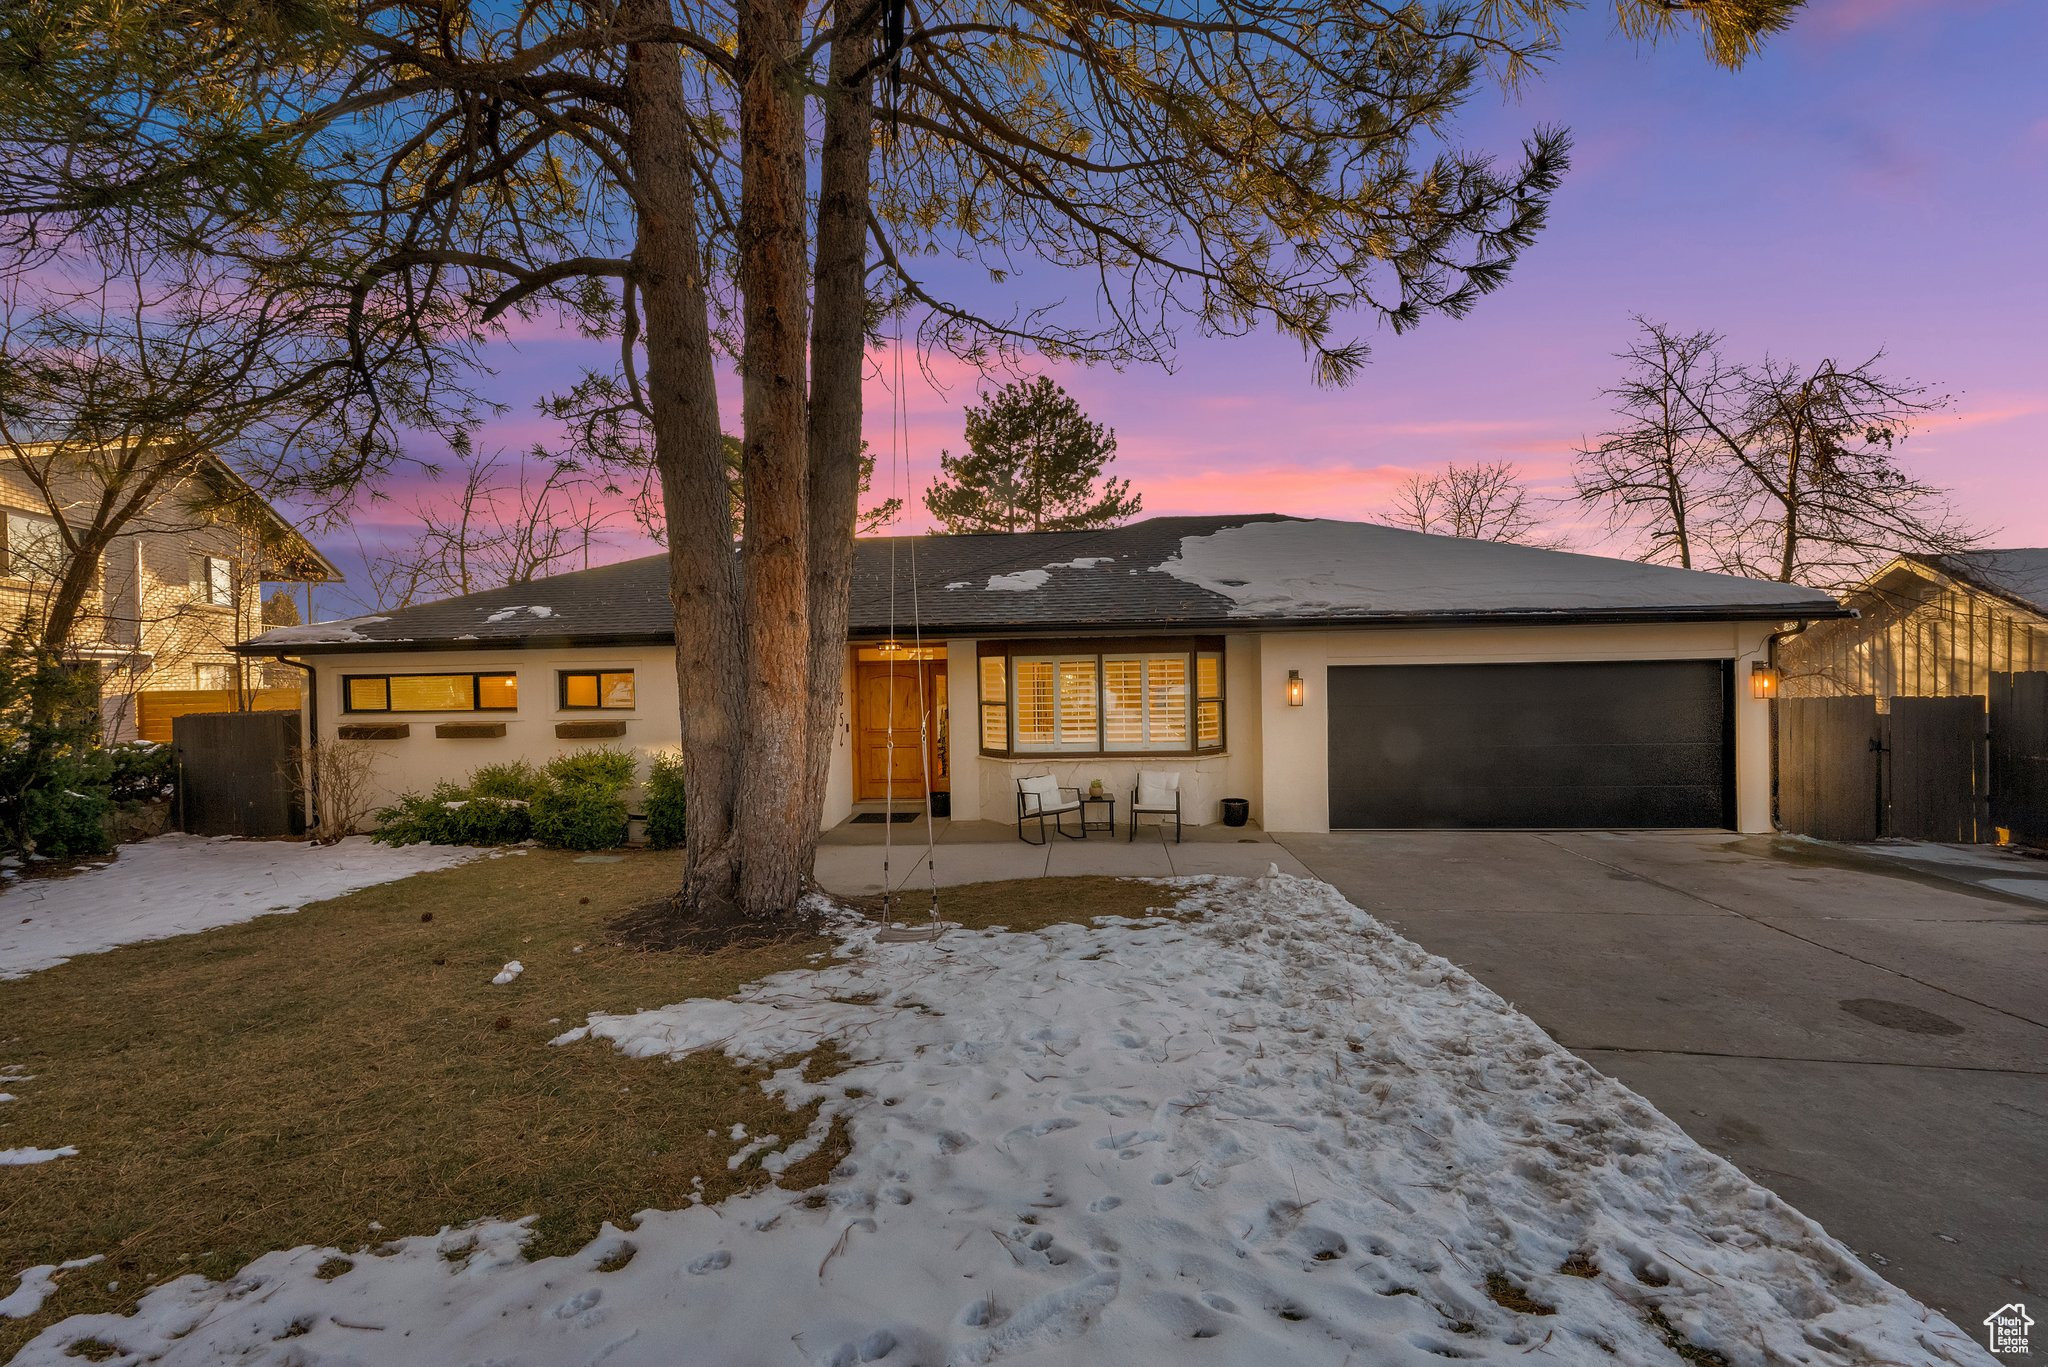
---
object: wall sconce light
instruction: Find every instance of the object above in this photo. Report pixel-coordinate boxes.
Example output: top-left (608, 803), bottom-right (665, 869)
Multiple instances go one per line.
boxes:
top-left (1750, 662), bottom-right (1780, 700)
top-left (1287, 669), bottom-right (1305, 707)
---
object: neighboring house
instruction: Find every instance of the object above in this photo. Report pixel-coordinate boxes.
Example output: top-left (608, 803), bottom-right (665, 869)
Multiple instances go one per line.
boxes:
top-left (1779, 549), bottom-right (2048, 705)
top-left (0, 449), bottom-right (339, 740)
top-left (237, 514), bottom-right (1845, 834)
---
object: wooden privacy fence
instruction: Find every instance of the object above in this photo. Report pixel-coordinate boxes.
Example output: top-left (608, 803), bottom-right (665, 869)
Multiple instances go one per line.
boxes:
top-left (172, 710), bottom-right (304, 837)
top-left (134, 687), bottom-right (299, 744)
top-left (1778, 671), bottom-right (2046, 844)
top-left (1990, 671), bottom-right (2048, 845)
top-left (1777, 695), bottom-right (1882, 841)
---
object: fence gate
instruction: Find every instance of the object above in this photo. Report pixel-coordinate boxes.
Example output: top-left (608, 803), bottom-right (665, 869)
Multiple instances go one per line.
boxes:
top-left (1778, 695), bottom-right (1881, 841)
top-left (173, 711), bottom-right (304, 838)
top-left (1884, 695), bottom-right (1988, 842)
top-left (1990, 672), bottom-right (2048, 845)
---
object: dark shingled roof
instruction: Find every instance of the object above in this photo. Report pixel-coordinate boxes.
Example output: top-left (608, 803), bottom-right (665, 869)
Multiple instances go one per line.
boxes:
top-left (240, 514), bottom-right (1845, 655)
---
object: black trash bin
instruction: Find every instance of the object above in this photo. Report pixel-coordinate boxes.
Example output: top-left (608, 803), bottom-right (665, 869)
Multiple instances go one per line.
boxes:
top-left (930, 790), bottom-right (952, 819)
top-left (1220, 797), bottom-right (1250, 827)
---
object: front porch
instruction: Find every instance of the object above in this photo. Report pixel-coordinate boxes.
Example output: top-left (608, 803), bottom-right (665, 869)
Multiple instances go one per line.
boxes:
top-left (813, 806), bottom-right (1313, 894)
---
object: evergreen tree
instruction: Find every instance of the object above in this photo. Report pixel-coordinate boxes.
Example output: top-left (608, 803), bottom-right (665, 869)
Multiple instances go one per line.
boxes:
top-left (923, 379), bottom-right (1142, 534)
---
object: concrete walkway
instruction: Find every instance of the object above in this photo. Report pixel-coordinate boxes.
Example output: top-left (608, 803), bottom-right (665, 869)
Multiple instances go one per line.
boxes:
top-left (1276, 829), bottom-right (2048, 1328)
top-left (813, 819), bottom-right (1312, 894)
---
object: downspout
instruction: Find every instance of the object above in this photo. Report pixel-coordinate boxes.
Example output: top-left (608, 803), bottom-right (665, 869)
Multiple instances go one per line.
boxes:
top-left (275, 655), bottom-right (318, 838)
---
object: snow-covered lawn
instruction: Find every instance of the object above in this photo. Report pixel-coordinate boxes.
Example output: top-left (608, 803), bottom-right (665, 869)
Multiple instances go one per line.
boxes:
top-left (0, 835), bottom-right (477, 980)
top-left (11, 874), bottom-right (1988, 1366)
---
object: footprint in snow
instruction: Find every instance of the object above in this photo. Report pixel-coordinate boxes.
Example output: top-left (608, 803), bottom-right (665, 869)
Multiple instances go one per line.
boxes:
top-left (935, 1130), bottom-right (975, 1155)
top-left (551, 1287), bottom-right (602, 1320)
top-left (1004, 1117), bottom-right (1078, 1142)
top-left (1088, 1196), bottom-right (1122, 1213)
top-left (825, 1329), bottom-right (897, 1365)
top-left (686, 1250), bottom-right (731, 1275)
top-left (1094, 1129), bottom-right (1164, 1151)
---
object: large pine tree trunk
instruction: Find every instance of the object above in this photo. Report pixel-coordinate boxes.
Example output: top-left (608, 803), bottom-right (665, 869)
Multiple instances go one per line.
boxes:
top-left (622, 0), bottom-right (745, 915)
top-left (732, 0), bottom-right (814, 917)
top-left (800, 4), bottom-right (875, 841)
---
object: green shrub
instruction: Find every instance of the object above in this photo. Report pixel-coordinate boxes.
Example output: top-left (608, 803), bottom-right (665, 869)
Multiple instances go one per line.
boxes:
top-left (109, 741), bottom-right (177, 805)
top-left (372, 787), bottom-right (461, 846)
top-left (0, 636), bottom-right (112, 859)
top-left (373, 750), bottom-right (637, 850)
top-left (542, 748), bottom-right (636, 791)
top-left (468, 760), bottom-right (543, 802)
top-left (530, 782), bottom-right (628, 851)
top-left (643, 750), bottom-right (685, 849)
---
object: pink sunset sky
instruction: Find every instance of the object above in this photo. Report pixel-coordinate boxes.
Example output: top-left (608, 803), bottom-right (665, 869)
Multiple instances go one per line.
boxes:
top-left (310, 0), bottom-right (2048, 613)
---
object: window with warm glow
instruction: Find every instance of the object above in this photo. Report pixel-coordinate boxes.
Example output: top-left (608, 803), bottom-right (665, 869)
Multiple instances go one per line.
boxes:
top-left (978, 654), bottom-right (1008, 752)
top-left (559, 670), bottom-right (635, 710)
top-left (342, 673), bottom-right (518, 713)
top-left (980, 641), bottom-right (1223, 756)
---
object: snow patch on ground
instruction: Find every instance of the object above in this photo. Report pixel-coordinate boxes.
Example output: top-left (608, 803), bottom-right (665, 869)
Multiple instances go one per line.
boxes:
top-left (491, 960), bottom-right (524, 985)
top-left (0, 1258), bottom-right (101, 1320)
top-left (0, 836), bottom-right (479, 980)
top-left (250, 615), bottom-right (391, 645)
top-left (0, 1146), bottom-right (75, 1166)
top-left (984, 569), bottom-right (1050, 592)
top-left (13, 876), bottom-right (1987, 1366)
top-left (1044, 556), bottom-right (1114, 570)
top-left (1158, 519), bottom-right (1839, 618)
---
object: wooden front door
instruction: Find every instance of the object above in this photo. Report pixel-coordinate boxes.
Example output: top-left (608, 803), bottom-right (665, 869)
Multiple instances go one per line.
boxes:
top-left (854, 662), bottom-right (949, 802)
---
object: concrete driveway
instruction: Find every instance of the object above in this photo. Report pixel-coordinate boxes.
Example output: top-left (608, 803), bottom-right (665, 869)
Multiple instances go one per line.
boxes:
top-left (1277, 829), bottom-right (2047, 1329)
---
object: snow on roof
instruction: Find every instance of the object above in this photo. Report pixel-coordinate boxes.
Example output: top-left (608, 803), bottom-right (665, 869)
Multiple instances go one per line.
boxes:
top-left (484, 604), bottom-right (556, 623)
top-left (1158, 519), bottom-right (1840, 619)
top-left (247, 615), bottom-right (392, 645)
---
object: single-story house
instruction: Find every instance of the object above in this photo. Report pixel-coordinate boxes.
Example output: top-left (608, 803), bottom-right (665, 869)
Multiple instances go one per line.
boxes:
top-left (1778, 549), bottom-right (2048, 705)
top-left (237, 515), bottom-right (1846, 833)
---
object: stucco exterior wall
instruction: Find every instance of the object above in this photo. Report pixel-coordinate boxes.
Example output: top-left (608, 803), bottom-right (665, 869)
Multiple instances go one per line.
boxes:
top-left (1253, 621), bottom-right (1778, 835)
top-left (303, 646), bottom-right (682, 821)
top-left (302, 621), bottom-right (1778, 837)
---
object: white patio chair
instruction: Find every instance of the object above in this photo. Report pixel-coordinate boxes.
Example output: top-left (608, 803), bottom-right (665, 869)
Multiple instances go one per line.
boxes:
top-left (1016, 773), bottom-right (1083, 845)
top-left (1130, 770), bottom-right (1182, 843)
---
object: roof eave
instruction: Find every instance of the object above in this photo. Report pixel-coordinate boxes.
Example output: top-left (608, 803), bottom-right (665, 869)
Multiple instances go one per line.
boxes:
top-left (853, 603), bottom-right (1850, 637)
top-left (234, 629), bottom-right (677, 657)
top-left (241, 601), bottom-right (1848, 655)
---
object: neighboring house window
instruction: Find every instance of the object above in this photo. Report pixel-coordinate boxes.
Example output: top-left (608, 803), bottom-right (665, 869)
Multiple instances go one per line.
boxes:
top-left (3, 510), bottom-right (64, 582)
top-left (194, 664), bottom-right (234, 690)
top-left (196, 554), bottom-right (235, 607)
top-left (977, 639), bottom-right (1225, 756)
top-left (559, 670), bottom-right (635, 710)
top-left (343, 673), bottom-right (518, 712)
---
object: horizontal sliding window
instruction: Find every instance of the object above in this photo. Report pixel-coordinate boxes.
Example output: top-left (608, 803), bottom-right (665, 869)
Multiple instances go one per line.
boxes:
top-left (979, 639), bottom-right (1224, 757)
top-left (343, 672), bottom-right (518, 713)
top-left (560, 669), bottom-right (635, 710)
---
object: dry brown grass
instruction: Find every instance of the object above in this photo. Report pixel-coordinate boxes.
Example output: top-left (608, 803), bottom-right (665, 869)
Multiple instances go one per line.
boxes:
top-left (0, 855), bottom-right (1168, 1357)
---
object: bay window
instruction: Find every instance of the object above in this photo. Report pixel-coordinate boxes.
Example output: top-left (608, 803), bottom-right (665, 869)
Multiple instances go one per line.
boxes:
top-left (978, 639), bottom-right (1224, 756)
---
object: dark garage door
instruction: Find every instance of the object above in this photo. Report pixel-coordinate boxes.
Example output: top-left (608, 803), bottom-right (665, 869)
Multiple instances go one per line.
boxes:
top-left (1328, 660), bottom-right (1732, 829)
